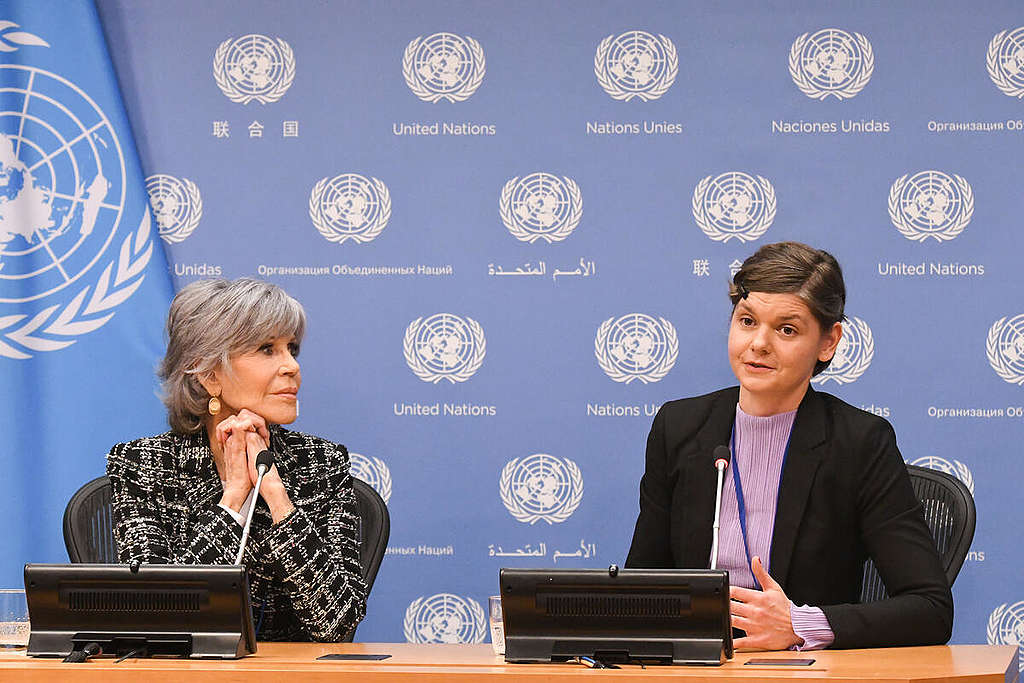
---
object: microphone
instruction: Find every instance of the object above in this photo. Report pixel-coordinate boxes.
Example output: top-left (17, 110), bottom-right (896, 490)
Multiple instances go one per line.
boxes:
top-left (235, 449), bottom-right (275, 565)
top-left (710, 445), bottom-right (731, 570)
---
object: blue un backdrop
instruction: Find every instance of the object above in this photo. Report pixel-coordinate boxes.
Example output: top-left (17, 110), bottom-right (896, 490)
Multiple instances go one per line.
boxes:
top-left (0, 0), bottom-right (1021, 663)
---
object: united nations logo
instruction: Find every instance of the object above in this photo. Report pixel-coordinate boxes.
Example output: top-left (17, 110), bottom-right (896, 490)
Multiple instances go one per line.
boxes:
top-left (595, 314), bottom-right (678, 384)
top-left (987, 601), bottom-right (1024, 673)
top-left (907, 456), bottom-right (975, 496)
top-left (594, 30), bottom-right (678, 101)
top-left (789, 28), bottom-right (873, 100)
top-left (145, 175), bottom-right (202, 245)
top-left (0, 56), bottom-right (154, 358)
top-left (987, 315), bottom-right (1024, 386)
top-left (888, 171), bottom-right (973, 242)
top-left (692, 172), bottom-right (776, 243)
top-left (213, 34), bottom-right (295, 105)
top-left (499, 173), bottom-right (582, 243)
top-left (349, 452), bottom-right (392, 504)
top-left (404, 593), bottom-right (486, 644)
top-left (402, 33), bottom-right (485, 103)
top-left (500, 454), bottom-right (583, 525)
top-left (309, 174), bottom-right (391, 244)
top-left (811, 316), bottom-right (873, 386)
top-left (987, 27), bottom-right (1024, 99)
top-left (403, 313), bottom-right (485, 383)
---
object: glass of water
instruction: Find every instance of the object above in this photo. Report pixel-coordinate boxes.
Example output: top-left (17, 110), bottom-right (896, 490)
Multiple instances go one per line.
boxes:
top-left (488, 595), bottom-right (505, 656)
top-left (0, 589), bottom-right (29, 648)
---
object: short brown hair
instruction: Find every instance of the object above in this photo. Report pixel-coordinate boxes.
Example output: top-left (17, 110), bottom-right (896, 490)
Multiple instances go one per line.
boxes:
top-left (729, 241), bottom-right (846, 375)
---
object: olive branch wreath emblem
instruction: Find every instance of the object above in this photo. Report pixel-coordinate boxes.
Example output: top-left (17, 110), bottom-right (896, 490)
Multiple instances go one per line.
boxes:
top-left (402, 34), bottom-right (486, 103)
top-left (594, 32), bottom-right (678, 102)
top-left (309, 175), bottom-right (391, 244)
top-left (499, 175), bottom-right (583, 243)
top-left (692, 174), bottom-right (776, 243)
top-left (213, 36), bottom-right (295, 105)
top-left (788, 30), bottom-right (874, 100)
top-left (499, 456), bottom-right (584, 525)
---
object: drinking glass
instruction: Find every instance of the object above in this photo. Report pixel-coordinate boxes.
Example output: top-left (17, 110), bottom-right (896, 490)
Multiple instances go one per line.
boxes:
top-left (0, 589), bottom-right (29, 648)
top-left (488, 595), bottom-right (505, 655)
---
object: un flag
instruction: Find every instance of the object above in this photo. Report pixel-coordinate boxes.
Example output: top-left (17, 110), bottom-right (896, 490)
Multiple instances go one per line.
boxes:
top-left (0, 1), bottom-right (172, 585)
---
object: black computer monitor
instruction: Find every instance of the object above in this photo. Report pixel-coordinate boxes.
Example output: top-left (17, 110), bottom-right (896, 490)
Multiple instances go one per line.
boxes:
top-left (24, 563), bottom-right (257, 659)
top-left (500, 567), bottom-right (732, 666)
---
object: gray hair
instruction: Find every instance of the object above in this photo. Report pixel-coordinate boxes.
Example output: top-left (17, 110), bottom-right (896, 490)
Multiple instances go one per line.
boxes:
top-left (158, 278), bottom-right (306, 434)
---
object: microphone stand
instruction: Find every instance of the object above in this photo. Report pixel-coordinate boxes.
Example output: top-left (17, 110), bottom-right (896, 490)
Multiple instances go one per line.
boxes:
top-left (710, 446), bottom-right (731, 570)
top-left (235, 450), bottom-right (274, 566)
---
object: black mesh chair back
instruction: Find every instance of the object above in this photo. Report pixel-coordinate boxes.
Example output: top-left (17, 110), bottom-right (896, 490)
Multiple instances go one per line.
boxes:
top-left (63, 475), bottom-right (391, 594)
top-left (860, 464), bottom-right (976, 603)
top-left (62, 475), bottom-right (117, 564)
top-left (350, 477), bottom-right (390, 596)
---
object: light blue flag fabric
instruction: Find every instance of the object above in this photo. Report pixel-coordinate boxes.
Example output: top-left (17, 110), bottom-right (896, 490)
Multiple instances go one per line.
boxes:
top-left (0, 1), bottom-right (172, 585)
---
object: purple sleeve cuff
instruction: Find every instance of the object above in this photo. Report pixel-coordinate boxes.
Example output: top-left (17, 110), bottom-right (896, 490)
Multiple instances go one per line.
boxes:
top-left (789, 602), bottom-right (835, 651)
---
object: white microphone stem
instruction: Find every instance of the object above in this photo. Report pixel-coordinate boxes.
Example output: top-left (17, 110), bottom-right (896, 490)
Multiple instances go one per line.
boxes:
top-left (235, 465), bottom-right (268, 566)
top-left (710, 462), bottom-right (726, 570)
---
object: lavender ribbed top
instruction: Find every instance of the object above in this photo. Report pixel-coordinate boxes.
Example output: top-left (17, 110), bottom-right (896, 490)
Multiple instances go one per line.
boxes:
top-left (715, 403), bottom-right (795, 588)
top-left (715, 403), bottom-right (835, 650)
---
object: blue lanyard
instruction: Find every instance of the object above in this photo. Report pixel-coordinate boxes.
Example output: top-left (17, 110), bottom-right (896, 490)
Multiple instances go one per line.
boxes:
top-left (729, 420), bottom-right (794, 590)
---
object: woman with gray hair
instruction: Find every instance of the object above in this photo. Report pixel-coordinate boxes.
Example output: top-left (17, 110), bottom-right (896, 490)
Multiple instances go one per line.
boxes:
top-left (106, 278), bottom-right (366, 641)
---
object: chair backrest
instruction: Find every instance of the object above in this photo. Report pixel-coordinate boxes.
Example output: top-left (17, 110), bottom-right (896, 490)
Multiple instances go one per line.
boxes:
top-left (860, 464), bottom-right (976, 603)
top-left (63, 475), bottom-right (117, 564)
top-left (63, 475), bottom-right (391, 593)
top-left (349, 477), bottom-right (390, 596)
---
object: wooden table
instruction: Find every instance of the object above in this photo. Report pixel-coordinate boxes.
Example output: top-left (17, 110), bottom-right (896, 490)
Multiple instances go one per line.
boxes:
top-left (0, 643), bottom-right (1017, 681)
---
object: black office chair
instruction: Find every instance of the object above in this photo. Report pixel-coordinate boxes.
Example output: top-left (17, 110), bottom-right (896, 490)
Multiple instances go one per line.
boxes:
top-left (860, 464), bottom-right (976, 603)
top-left (63, 475), bottom-right (391, 599)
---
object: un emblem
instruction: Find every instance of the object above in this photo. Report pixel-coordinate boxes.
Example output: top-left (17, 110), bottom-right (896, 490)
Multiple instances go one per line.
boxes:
top-left (594, 30), bottom-right (678, 101)
top-left (0, 57), bottom-right (154, 359)
top-left (213, 34), bottom-right (295, 104)
top-left (987, 315), bottom-right (1024, 386)
top-left (349, 452), bottom-right (392, 504)
top-left (309, 174), bottom-right (391, 244)
top-left (811, 316), bottom-right (873, 386)
top-left (888, 171), bottom-right (973, 242)
top-left (595, 314), bottom-right (678, 384)
top-left (789, 28), bottom-right (873, 100)
top-left (692, 172), bottom-right (776, 243)
top-left (907, 457), bottom-right (975, 496)
top-left (402, 33), bottom-right (485, 103)
top-left (500, 454), bottom-right (583, 525)
top-left (987, 601), bottom-right (1024, 673)
top-left (404, 313), bottom-right (485, 383)
top-left (987, 27), bottom-right (1024, 98)
top-left (404, 593), bottom-right (486, 644)
top-left (499, 173), bottom-right (582, 243)
top-left (145, 175), bottom-right (202, 245)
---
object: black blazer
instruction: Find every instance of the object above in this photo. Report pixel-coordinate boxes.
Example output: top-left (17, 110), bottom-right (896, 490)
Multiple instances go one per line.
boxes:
top-left (626, 386), bottom-right (953, 649)
top-left (107, 425), bottom-right (366, 642)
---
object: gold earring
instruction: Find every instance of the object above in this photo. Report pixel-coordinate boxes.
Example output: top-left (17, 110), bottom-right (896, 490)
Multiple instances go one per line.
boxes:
top-left (208, 396), bottom-right (221, 415)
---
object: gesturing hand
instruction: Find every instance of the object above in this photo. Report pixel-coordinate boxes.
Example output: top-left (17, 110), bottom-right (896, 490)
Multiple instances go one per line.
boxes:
top-left (729, 556), bottom-right (802, 651)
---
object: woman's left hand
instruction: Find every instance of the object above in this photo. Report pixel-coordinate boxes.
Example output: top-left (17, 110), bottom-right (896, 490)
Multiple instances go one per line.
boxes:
top-left (729, 556), bottom-right (802, 651)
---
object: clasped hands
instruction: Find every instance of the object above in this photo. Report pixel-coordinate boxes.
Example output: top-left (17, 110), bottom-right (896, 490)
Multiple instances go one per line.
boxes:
top-left (729, 556), bottom-right (803, 651)
top-left (216, 408), bottom-right (293, 524)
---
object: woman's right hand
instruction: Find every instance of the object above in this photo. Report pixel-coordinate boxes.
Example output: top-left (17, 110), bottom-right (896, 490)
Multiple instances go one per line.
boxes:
top-left (215, 409), bottom-right (268, 511)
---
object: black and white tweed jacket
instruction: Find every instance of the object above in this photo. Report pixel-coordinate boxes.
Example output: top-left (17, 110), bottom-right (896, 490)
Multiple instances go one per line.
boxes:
top-left (106, 425), bottom-right (367, 641)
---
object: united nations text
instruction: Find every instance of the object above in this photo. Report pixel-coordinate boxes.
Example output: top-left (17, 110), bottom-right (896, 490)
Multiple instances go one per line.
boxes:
top-left (771, 119), bottom-right (891, 134)
top-left (394, 402), bottom-right (496, 417)
top-left (257, 264), bottom-right (454, 277)
top-left (392, 122), bottom-right (496, 136)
